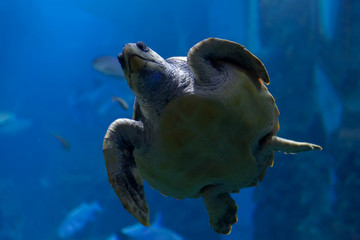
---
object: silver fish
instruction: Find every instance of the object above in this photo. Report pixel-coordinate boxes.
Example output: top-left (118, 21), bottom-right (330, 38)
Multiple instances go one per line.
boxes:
top-left (121, 213), bottom-right (184, 240)
top-left (0, 112), bottom-right (31, 135)
top-left (58, 201), bottom-right (102, 238)
top-left (92, 56), bottom-right (124, 79)
top-left (112, 96), bottom-right (129, 111)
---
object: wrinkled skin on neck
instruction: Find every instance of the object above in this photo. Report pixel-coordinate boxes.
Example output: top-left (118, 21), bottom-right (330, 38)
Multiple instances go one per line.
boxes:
top-left (118, 42), bottom-right (176, 108)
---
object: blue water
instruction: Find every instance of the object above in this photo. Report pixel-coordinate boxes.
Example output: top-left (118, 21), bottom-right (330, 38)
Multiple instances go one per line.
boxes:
top-left (1, 0), bottom-right (359, 239)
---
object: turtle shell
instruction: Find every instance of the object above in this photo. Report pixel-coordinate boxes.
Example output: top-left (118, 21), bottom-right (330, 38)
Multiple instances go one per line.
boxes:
top-left (137, 60), bottom-right (279, 199)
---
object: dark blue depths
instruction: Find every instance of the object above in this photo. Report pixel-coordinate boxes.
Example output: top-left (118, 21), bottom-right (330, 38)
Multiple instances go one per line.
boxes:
top-left (0, 0), bottom-right (358, 239)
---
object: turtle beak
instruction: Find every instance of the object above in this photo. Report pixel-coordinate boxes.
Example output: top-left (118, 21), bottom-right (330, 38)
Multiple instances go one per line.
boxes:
top-left (117, 53), bottom-right (125, 69)
top-left (118, 43), bottom-right (133, 70)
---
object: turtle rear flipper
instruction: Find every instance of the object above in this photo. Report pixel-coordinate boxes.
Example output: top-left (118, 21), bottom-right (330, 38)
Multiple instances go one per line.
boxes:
top-left (103, 119), bottom-right (149, 226)
top-left (267, 136), bottom-right (322, 153)
top-left (202, 185), bottom-right (238, 234)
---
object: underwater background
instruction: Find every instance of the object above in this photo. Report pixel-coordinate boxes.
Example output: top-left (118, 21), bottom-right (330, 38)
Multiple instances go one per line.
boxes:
top-left (1, 0), bottom-right (359, 239)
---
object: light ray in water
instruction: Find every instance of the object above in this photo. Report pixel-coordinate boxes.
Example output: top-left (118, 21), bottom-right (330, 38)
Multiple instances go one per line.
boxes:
top-left (248, 0), bottom-right (261, 54)
top-left (318, 0), bottom-right (340, 40)
top-left (314, 63), bottom-right (342, 136)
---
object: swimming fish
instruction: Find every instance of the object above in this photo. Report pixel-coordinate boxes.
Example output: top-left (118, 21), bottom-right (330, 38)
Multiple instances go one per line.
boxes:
top-left (67, 82), bottom-right (115, 125)
top-left (0, 112), bottom-right (15, 126)
top-left (92, 56), bottom-right (124, 79)
top-left (58, 201), bottom-right (102, 238)
top-left (106, 234), bottom-right (120, 240)
top-left (0, 112), bottom-right (31, 135)
top-left (121, 213), bottom-right (184, 240)
top-left (53, 134), bottom-right (71, 150)
top-left (112, 96), bottom-right (129, 111)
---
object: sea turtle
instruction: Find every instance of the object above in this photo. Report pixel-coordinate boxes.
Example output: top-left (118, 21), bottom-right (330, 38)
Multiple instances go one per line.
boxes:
top-left (103, 38), bottom-right (321, 234)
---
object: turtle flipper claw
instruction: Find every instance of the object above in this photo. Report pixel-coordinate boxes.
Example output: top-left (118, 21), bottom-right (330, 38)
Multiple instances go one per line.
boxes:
top-left (103, 119), bottom-right (149, 226)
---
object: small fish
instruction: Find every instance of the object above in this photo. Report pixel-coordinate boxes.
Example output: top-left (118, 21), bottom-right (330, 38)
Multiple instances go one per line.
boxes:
top-left (121, 213), bottom-right (184, 240)
top-left (92, 56), bottom-right (124, 79)
top-left (53, 134), bottom-right (71, 150)
top-left (112, 96), bottom-right (129, 110)
top-left (67, 82), bottom-right (114, 125)
top-left (58, 201), bottom-right (102, 238)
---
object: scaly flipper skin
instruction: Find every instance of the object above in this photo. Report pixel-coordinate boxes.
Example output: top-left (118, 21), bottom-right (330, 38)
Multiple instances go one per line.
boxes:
top-left (103, 119), bottom-right (149, 226)
top-left (202, 185), bottom-right (238, 234)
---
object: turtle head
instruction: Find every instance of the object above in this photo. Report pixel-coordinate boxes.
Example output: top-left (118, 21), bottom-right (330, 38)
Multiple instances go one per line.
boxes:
top-left (118, 42), bottom-right (170, 104)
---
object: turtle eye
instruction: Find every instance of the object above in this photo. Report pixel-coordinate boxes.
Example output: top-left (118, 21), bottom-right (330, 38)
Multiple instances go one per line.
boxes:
top-left (136, 41), bottom-right (149, 52)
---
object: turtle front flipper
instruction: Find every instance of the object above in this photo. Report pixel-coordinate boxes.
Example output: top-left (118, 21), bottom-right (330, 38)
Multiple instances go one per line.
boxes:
top-left (187, 37), bottom-right (269, 85)
top-left (103, 119), bottom-right (149, 226)
top-left (202, 185), bottom-right (238, 234)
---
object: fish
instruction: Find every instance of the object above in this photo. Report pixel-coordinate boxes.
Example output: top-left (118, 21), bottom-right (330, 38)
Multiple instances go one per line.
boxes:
top-left (112, 96), bottom-right (129, 111)
top-left (92, 56), bottom-right (124, 79)
top-left (0, 112), bottom-right (31, 135)
top-left (106, 234), bottom-right (120, 240)
top-left (68, 83), bottom-right (108, 107)
top-left (58, 201), bottom-right (102, 238)
top-left (121, 213), bottom-right (184, 240)
top-left (0, 112), bottom-right (15, 126)
top-left (53, 134), bottom-right (71, 150)
top-left (67, 82), bottom-right (116, 126)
